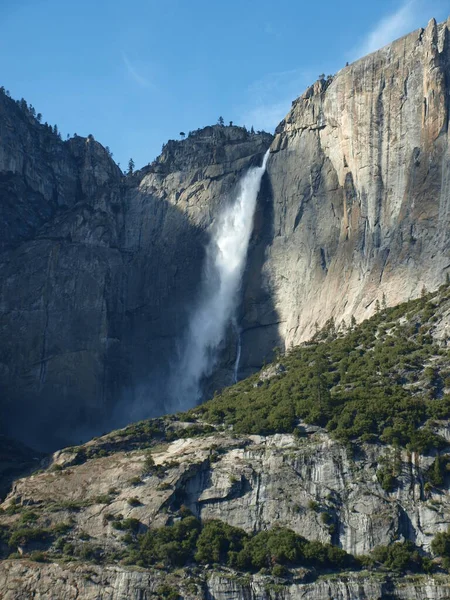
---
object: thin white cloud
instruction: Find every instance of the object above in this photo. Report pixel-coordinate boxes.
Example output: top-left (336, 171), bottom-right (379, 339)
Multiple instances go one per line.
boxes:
top-left (241, 100), bottom-right (290, 132)
top-left (239, 68), bottom-right (311, 132)
top-left (354, 0), bottom-right (438, 59)
top-left (123, 54), bottom-right (153, 89)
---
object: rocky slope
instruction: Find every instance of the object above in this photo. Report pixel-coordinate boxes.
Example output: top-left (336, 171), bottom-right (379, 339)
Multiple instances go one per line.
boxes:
top-left (2, 286), bottom-right (450, 597)
top-left (2, 561), bottom-right (450, 600)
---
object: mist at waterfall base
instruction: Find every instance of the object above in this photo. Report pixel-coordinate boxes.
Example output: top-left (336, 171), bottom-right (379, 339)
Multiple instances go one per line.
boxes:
top-left (169, 149), bottom-right (270, 412)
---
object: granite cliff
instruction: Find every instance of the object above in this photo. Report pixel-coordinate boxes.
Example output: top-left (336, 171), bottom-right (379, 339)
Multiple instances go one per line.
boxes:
top-left (241, 16), bottom-right (450, 371)
top-left (1, 18), bottom-right (450, 452)
top-left (0, 98), bottom-right (271, 449)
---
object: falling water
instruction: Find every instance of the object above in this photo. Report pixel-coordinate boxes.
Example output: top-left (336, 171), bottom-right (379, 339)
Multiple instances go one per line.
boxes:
top-left (171, 149), bottom-right (270, 410)
top-left (233, 328), bottom-right (242, 384)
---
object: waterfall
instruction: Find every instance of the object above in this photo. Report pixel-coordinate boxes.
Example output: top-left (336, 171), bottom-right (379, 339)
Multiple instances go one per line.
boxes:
top-left (170, 149), bottom-right (270, 410)
top-left (233, 327), bottom-right (242, 384)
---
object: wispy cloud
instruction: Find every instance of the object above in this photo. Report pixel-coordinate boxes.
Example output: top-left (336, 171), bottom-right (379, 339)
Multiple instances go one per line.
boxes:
top-left (123, 53), bottom-right (153, 89)
top-left (238, 68), bottom-right (311, 132)
top-left (238, 0), bottom-right (444, 131)
top-left (354, 0), bottom-right (440, 59)
top-left (241, 101), bottom-right (290, 132)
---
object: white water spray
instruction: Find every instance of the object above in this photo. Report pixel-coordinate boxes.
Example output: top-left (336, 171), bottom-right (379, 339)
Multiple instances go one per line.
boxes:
top-left (171, 149), bottom-right (270, 410)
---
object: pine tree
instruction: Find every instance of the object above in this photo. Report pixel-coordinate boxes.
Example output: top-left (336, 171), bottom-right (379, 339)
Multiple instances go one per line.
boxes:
top-left (382, 293), bottom-right (387, 310)
top-left (127, 158), bottom-right (135, 175)
top-left (218, 116), bottom-right (224, 126)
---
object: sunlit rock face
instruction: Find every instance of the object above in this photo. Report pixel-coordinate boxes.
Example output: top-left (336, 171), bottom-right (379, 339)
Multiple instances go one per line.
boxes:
top-left (249, 17), bottom-right (450, 354)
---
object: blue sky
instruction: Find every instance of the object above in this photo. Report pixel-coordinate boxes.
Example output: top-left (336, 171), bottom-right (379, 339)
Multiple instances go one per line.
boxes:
top-left (0, 0), bottom-right (448, 169)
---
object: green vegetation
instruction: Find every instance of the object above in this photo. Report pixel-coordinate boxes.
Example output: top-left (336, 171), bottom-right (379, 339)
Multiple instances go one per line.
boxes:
top-left (155, 584), bottom-right (179, 600)
top-left (376, 450), bottom-right (402, 492)
top-left (120, 510), bottom-right (355, 573)
top-left (370, 542), bottom-right (427, 573)
top-left (431, 528), bottom-right (450, 568)
top-left (8, 526), bottom-right (51, 548)
top-left (427, 456), bottom-right (450, 487)
top-left (188, 288), bottom-right (450, 452)
top-left (113, 511), bottom-right (433, 576)
top-left (111, 517), bottom-right (141, 533)
top-left (127, 497), bottom-right (142, 507)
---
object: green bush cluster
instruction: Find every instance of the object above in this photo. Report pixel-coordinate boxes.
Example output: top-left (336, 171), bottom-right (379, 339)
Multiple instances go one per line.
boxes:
top-left (8, 527), bottom-right (49, 548)
top-left (3, 520), bottom-right (73, 554)
top-left (427, 456), bottom-right (450, 487)
top-left (122, 511), bottom-right (354, 573)
top-left (431, 528), bottom-right (450, 568)
top-left (187, 290), bottom-right (450, 451)
top-left (371, 541), bottom-right (427, 572)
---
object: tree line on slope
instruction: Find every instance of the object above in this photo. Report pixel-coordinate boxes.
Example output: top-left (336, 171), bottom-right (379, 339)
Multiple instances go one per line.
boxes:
top-left (4, 507), bottom-right (442, 577)
top-left (188, 284), bottom-right (450, 453)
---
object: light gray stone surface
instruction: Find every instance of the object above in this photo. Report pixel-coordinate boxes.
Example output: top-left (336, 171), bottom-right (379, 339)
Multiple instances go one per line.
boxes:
top-left (252, 18), bottom-right (450, 352)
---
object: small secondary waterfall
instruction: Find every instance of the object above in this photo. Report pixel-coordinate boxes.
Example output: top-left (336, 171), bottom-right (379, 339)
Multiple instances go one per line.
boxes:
top-left (171, 149), bottom-right (270, 410)
top-left (233, 323), bottom-right (242, 384)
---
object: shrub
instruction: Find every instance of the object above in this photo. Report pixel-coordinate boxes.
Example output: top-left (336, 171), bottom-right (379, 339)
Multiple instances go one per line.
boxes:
top-left (142, 452), bottom-right (155, 475)
top-left (78, 543), bottom-right (103, 562)
top-left (195, 520), bottom-right (247, 564)
top-left (271, 563), bottom-right (288, 577)
top-left (9, 527), bottom-right (51, 548)
top-left (308, 500), bottom-right (320, 512)
top-left (129, 476), bottom-right (142, 486)
top-left (431, 528), bottom-right (450, 567)
top-left (427, 456), bottom-right (449, 487)
top-left (137, 514), bottom-right (201, 567)
top-left (377, 468), bottom-right (396, 493)
top-left (320, 512), bottom-right (333, 525)
top-left (155, 584), bottom-right (179, 600)
top-left (112, 518), bottom-right (141, 533)
top-left (19, 511), bottom-right (38, 525)
top-left (29, 551), bottom-right (47, 562)
top-left (94, 494), bottom-right (112, 504)
top-left (127, 497), bottom-right (141, 507)
top-left (372, 541), bottom-right (423, 572)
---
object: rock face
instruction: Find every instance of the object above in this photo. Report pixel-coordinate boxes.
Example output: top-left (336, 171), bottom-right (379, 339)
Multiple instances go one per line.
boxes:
top-left (246, 17), bottom-right (450, 357)
top-left (0, 101), bottom-right (271, 449)
top-left (6, 431), bottom-right (449, 557)
top-left (1, 561), bottom-right (449, 600)
top-left (2, 425), bottom-right (450, 598)
top-left (2, 17), bottom-right (450, 448)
